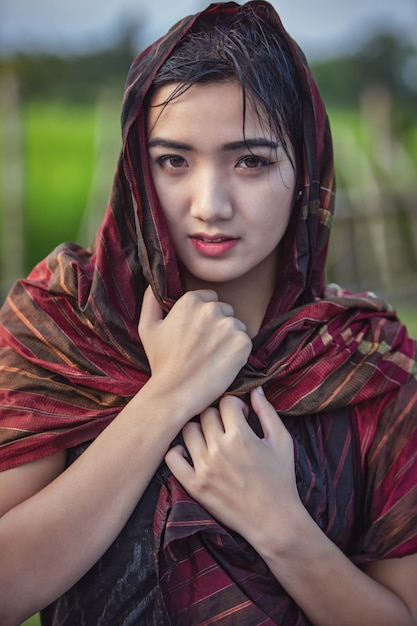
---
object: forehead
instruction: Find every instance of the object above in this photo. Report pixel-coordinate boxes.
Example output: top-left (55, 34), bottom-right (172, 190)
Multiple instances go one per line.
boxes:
top-left (147, 81), bottom-right (271, 140)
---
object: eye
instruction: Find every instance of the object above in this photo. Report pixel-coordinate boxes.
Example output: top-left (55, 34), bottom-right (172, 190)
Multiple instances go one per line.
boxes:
top-left (236, 155), bottom-right (273, 169)
top-left (156, 155), bottom-right (188, 170)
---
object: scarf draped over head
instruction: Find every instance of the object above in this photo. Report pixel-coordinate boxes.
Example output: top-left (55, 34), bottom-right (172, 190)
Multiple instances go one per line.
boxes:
top-left (0, 0), bottom-right (411, 466)
top-left (1, 2), bottom-right (417, 623)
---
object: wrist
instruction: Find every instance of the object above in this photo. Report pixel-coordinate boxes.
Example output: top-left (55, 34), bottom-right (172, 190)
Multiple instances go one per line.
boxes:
top-left (135, 376), bottom-right (195, 430)
top-left (247, 500), bottom-right (314, 563)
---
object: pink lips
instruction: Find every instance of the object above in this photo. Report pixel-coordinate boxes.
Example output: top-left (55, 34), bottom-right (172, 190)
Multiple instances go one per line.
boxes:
top-left (190, 233), bottom-right (239, 257)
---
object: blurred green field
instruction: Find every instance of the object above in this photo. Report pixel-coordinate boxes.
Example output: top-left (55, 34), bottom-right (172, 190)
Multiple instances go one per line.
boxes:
top-left (0, 33), bottom-right (415, 626)
top-left (2, 99), bottom-right (417, 295)
top-left (2, 99), bottom-right (417, 343)
top-left (22, 616), bottom-right (40, 626)
top-left (24, 102), bottom-right (96, 269)
top-left (26, 104), bottom-right (417, 334)
top-left (396, 305), bottom-right (417, 339)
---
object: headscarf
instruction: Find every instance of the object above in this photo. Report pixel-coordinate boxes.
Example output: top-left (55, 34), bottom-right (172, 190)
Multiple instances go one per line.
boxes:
top-left (2, 2), bottom-right (417, 623)
top-left (0, 1), bottom-right (413, 470)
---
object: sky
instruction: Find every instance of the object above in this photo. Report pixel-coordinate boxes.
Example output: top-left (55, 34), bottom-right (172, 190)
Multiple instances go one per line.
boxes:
top-left (0, 0), bottom-right (416, 60)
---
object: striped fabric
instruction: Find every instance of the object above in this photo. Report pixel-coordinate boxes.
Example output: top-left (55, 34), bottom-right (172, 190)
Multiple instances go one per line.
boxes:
top-left (153, 393), bottom-right (417, 624)
top-left (0, 2), bottom-right (416, 624)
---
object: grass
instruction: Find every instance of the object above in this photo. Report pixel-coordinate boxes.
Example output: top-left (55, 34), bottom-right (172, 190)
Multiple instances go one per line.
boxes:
top-left (24, 101), bottom-right (96, 269)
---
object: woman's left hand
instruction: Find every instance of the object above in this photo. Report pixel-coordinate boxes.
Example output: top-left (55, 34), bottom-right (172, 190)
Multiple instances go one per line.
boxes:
top-left (167, 388), bottom-right (417, 626)
top-left (165, 387), bottom-right (302, 547)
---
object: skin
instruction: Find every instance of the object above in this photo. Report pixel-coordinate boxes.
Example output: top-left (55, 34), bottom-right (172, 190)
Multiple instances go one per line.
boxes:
top-left (0, 287), bottom-right (251, 624)
top-left (148, 81), bottom-right (296, 337)
top-left (166, 390), bottom-right (417, 626)
top-left (150, 82), bottom-right (417, 625)
top-left (0, 80), bottom-right (415, 626)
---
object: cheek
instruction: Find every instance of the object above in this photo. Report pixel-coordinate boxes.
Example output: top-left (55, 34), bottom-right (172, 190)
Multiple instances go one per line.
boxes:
top-left (254, 182), bottom-right (294, 237)
top-left (152, 178), bottom-right (184, 228)
top-left (262, 214), bottom-right (291, 250)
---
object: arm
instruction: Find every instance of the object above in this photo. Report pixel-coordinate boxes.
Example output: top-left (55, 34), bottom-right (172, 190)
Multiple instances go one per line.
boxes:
top-left (165, 388), bottom-right (417, 626)
top-left (0, 287), bottom-right (251, 625)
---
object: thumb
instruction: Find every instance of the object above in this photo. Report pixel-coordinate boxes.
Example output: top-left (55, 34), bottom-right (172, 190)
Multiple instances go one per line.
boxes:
top-left (138, 286), bottom-right (163, 339)
top-left (250, 386), bottom-right (283, 439)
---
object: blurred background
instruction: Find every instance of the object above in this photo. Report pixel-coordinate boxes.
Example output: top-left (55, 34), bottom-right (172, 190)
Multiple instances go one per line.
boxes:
top-left (1, 5), bottom-right (416, 624)
top-left (1, 0), bottom-right (417, 325)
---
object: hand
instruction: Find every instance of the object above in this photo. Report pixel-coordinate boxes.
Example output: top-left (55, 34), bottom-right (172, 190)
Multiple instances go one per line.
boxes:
top-left (165, 387), bottom-right (302, 548)
top-left (138, 287), bottom-right (252, 423)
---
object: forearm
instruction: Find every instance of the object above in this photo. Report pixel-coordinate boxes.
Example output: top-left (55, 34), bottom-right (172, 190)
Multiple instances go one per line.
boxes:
top-left (0, 288), bottom-right (252, 624)
top-left (252, 506), bottom-right (415, 626)
top-left (0, 379), bottom-right (185, 624)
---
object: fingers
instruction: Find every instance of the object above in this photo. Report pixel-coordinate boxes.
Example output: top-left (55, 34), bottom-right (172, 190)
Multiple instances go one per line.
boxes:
top-left (165, 444), bottom-right (194, 482)
top-left (215, 395), bottom-right (249, 430)
top-left (193, 289), bottom-right (219, 304)
top-left (172, 403), bottom-right (245, 467)
top-left (182, 289), bottom-right (235, 322)
top-left (138, 286), bottom-right (252, 420)
top-left (139, 287), bottom-right (233, 335)
top-left (198, 391), bottom-right (281, 443)
top-left (250, 387), bottom-right (286, 440)
top-left (182, 419), bottom-right (210, 457)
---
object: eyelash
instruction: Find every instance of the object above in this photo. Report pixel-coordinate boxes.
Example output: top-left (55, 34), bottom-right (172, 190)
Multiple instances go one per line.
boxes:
top-left (155, 155), bottom-right (188, 170)
top-left (154, 154), bottom-right (276, 171)
top-left (237, 155), bottom-right (275, 169)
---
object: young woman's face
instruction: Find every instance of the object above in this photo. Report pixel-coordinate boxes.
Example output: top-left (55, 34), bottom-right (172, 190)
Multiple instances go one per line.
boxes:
top-left (147, 82), bottom-right (296, 293)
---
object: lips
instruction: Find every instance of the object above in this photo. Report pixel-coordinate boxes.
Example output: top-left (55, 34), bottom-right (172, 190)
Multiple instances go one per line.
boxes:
top-left (198, 237), bottom-right (229, 243)
top-left (189, 233), bottom-right (239, 256)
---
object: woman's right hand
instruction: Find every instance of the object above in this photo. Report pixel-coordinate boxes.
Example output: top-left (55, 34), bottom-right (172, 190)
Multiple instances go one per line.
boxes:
top-left (138, 287), bottom-right (252, 421)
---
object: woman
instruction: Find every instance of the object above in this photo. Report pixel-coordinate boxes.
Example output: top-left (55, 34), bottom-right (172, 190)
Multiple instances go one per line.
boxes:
top-left (0, 2), bottom-right (416, 624)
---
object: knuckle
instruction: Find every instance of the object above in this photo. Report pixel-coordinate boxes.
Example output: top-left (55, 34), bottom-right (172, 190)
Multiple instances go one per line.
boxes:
top-left (182, 290), bottom-right (199, 307)
top-left (204, 299), bottom-right (218, 314)
top-left (237, 333), bottom-right (252, 354)
top-left (202, 300), bottom-right (223, 322)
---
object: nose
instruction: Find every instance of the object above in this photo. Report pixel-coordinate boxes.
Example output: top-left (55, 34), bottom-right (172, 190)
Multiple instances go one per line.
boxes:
top-left (190, 167), bottom-right (233, 222)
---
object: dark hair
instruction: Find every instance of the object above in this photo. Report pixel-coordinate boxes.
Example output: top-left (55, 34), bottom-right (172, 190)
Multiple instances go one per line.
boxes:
top-left (148, 6), bottom-right (303, 176)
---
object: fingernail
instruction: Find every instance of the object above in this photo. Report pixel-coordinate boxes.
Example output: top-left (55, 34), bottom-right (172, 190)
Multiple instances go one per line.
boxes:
top-left (256, 386), bottom-right (265, 396)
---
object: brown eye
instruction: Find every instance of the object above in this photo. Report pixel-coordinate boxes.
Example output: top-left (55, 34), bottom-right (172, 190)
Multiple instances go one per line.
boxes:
top-left (237, 155), bottom-right (270, 169)
top-left (158, 155), bottom-right (188, 169)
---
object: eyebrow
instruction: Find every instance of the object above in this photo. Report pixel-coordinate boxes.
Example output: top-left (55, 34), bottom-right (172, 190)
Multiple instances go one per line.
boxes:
top-left (147, 137), bottom-right (280, 151)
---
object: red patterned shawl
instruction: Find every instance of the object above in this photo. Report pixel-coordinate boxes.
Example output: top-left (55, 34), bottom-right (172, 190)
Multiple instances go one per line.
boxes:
top-left (0, 0), bottom-right (413, 467)
top-left (1, 2), bottom-right (417, 623)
